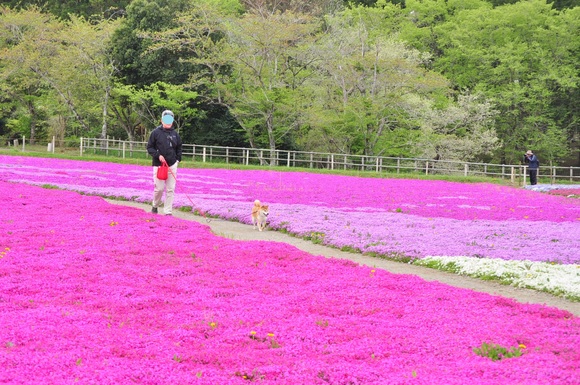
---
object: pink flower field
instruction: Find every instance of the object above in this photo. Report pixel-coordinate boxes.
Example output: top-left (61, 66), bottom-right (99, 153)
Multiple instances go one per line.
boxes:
top-left (0, 155), bottom-right (579, 383)
top-left (1, 155), bottom-right (579, 264)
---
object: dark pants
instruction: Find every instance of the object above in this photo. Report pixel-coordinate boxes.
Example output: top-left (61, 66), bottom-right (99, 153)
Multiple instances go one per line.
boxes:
top-left (529, 169), bottom-right (538, 185)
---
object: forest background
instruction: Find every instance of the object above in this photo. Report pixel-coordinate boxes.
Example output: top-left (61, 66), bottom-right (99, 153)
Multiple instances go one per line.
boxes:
top-left (0, 0), bottom-right (578, 166)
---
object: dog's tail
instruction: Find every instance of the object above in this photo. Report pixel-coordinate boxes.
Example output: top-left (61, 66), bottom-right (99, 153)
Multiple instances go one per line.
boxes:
top-left (254, 199), bottom-right (261, 206)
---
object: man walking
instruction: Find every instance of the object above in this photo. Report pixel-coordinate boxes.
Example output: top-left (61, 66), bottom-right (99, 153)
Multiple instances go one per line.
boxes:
top-left (146, 110), bottom-right (183, 215)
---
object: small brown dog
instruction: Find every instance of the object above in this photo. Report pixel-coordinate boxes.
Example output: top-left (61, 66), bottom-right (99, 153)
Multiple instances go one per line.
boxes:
top-left (251, 200), bottom-right (269, 231)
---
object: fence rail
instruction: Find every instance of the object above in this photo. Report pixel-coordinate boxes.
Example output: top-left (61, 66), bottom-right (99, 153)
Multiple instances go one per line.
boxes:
top-left (2, 135), bottom-right (579, 185)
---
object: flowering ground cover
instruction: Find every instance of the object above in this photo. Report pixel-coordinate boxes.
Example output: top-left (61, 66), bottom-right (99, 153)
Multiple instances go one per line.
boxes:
top-left (1, 155), bottom-right (579, 300)
top-left (1, 180), bottom-right (579, 384)
top-left (549, 189), bottom-right (580, 198)
top-left (1, 155), bottom-right (578, 264)
top-left (524, 184), bottom-right (580, 196)
top-left (415, 256), bottom-right (580, 300)
top-left (546, 188), bottom-right (580, 198)
top-left (523, 184), bottom-right (580, 199)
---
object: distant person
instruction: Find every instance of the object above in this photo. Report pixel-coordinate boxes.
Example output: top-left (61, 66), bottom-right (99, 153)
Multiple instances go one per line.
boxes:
top-left (523, 150), bottom-right (539, 185)
top-left (146, 110), bottom-right (183, 215)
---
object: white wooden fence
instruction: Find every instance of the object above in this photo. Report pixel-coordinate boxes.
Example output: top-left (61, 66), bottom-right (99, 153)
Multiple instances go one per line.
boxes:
top-left (2, 135), bottom-right (579, 185)
top-left (77, 137), bottom-right (580, 185)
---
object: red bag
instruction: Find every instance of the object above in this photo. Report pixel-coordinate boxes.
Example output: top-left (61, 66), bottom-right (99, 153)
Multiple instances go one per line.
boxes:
top-left (157, 162), bottom-right (168, 180)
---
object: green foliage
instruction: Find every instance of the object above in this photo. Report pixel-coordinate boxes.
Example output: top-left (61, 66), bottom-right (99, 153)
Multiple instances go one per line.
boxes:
top-left (473, 342), bottom-right (524, 361)
top-left (403, 0), bottom-right (578, 164)
top-left (218, 10), bottom-right (321, 154)
top-left (41, 184), bottom-right (60, 189)
top-left (109, 0), bottom-right (194, 87)
top-left (197, 0), bottom-right (243, 14)
top-left (305, 232), bottom-right (326, 244)
top-left (1, 0), bottom-right (131, 20)
top-left (184, 104), bottom-right (248, 147)
top-left (1, 0), bottom-right (579, 165)
top-left (0, 8), bottom-right (121, 140)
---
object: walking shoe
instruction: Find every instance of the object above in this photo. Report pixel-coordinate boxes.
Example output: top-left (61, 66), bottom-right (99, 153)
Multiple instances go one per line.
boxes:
top-left (152, 207), bottom-right (158, 214)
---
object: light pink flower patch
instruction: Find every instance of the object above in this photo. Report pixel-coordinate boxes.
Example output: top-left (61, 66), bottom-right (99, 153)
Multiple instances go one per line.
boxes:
top-left (0, 181), bottom-right (579, 384)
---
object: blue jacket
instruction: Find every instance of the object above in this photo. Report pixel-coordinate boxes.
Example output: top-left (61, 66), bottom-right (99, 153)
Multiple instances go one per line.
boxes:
top-left (525, 154), bottom-right (539, 170)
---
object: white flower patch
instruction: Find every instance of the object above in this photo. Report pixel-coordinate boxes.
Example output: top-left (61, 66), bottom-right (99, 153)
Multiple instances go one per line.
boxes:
top-left (419, 256), bottom-right (580, 299)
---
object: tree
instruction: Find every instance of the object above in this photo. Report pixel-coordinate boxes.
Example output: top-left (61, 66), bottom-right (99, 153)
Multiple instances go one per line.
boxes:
top-left (1, 0), bottom-right (130, 20)
top-left (428, 0), bottom-right (578, 164)
top-left (110, 0), bottom-right (247, 147)
top-left (239, 0), bottom-right (344, 16)
top-left (108, 81), bottom-right (198, 141)
top-left (0, 7), bottom-right (63, 143)
top-left (412, 93), bottom-right (499, 161)
top-left (0, 7), bottom-right (121, 142)
top-left (218, 10), bottom-right (321, 162)
top-left (55, 15), bottom-right (121, 139)
top-left (109, 0), bottom-right (193, 88)
top-left (302, 7), bottom-right (451, 158)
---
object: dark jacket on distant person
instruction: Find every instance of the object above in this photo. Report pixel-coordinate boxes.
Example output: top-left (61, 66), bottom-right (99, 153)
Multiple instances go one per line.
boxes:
top-left (524, 154), bottom-right (539, 170)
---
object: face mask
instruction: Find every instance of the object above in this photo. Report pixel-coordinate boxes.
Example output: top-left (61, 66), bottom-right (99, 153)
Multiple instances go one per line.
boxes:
top-left (161, 115), bottom-right (174, 125)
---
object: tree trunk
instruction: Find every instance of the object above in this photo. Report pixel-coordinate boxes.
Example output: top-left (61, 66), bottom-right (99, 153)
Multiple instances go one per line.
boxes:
top-left (100, 86), bottom-right (110, 139)
top-left (27, 102), bottom-right (37, 145)
top-left (266, 110), bottom-right (277, 166)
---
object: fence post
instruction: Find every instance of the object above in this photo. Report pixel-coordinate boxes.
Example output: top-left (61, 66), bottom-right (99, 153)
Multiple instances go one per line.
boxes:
top-left (551, 166), bottom-right (556, 184)
top-left (22, 136), bottom-right (25, 152)
top-left (425, 161), bottom-right (429, 175)
top-left (376, 157), bottom-right (380, 173)
top-left (226, 147), bottom-right (229, 164)
top-left (246, 149), bottom-right (250, 165)
top-left (330, 154), bottom-right (334, 170)
top-left (287, 151), bottom-right (290, 167)
top-left (464, 163), bottom-right (468, 177)
top-left (510, 167), bottom-right (515, 184)
top-left (202, 147), bottom-right (207, 163)
top-left (571, 167), bottom-right (574, 183)
top-left (397, 158), bottom-right (400, 174)
top-left (122, 141), bottom-right (126, 159)
top-left (522, 166), bottom-right (527, 186)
